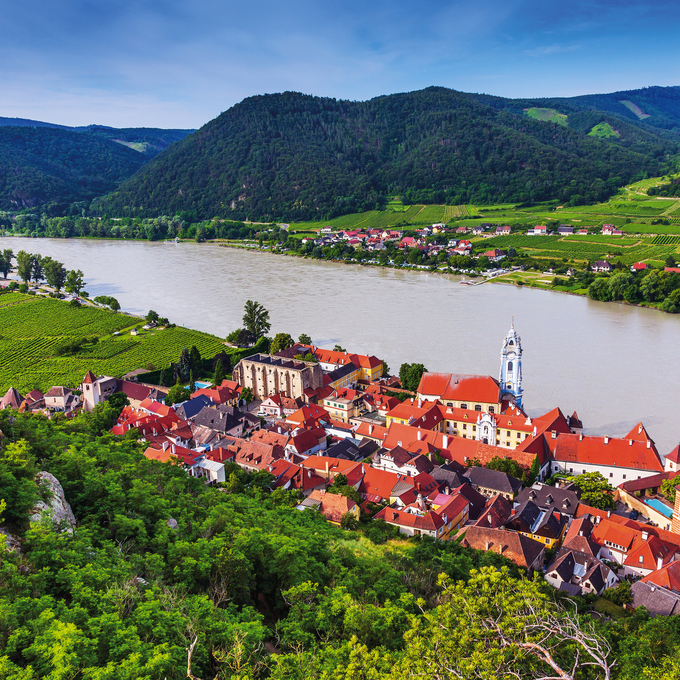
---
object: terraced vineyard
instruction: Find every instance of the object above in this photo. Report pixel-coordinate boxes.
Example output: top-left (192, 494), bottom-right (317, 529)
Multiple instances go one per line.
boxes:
top-left (652, 235), bottom-right (680, 245)
top-left (0, 293), bottom-right (226, 393)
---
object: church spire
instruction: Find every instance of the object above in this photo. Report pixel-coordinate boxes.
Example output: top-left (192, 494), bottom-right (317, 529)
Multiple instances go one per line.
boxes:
top-left (499, 322), bottom-right (523, 408)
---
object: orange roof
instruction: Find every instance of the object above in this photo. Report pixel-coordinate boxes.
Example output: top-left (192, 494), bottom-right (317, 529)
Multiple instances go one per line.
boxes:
top-left (359, 466), bottom-right (402, 501)
top-left (375, 506), bottom-right (444, 532)
top-left (351, 354), bottom-right (382, 370)
top-left (387, 401), bottom-right (443, 430)
top-left (354, 421), bottom-right (388, 442)
top-left (666, 445), bottom-right (680, 465)
top-left (625, 422), bottom-right (653, 442)
top-left (417, 373), bottom-right (501, 404)
top-left (640, 560), bottom-right (680, 592)
top-left (547, 432), bottom-right (663, 472)
top-left (82, 370), bottom-right (96, 384)
top-left (287, 404), bottom-right (329, 425)
top-left (308, 489), bottom-right (358, 523)
top-left (143, 446), bottom-right (177, 463)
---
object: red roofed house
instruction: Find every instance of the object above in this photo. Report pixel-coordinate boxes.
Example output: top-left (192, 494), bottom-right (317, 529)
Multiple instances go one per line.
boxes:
top-left (385, 400), bottom-right (445, 431)
top-left (546, 431), bottom-right (664, 487)
top-left (632, 262), bottom-right (648, 271)
top-left (298, 489), bottom-right (360, 524)
top-left (269, 460), bottom-right (326, 496)
top-left (483, 249), bottom-right (506, 262)
top-left (286, 429), bottom-right (326, 457)
top-left (417, 373), bottom-right (502, 413)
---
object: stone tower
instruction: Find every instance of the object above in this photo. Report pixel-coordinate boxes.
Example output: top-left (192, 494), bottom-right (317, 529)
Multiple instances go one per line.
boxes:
top-left (499, 322), bottom-right (523, 409)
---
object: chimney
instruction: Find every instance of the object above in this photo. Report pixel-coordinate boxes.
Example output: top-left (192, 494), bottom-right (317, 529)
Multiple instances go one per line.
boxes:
top-left (642, 531), bottom-right (649, 541)
top-left (418, 399), bottom-right (422, 408)
top-left (325, 460), bottom-right (329, 475)
top-left (629, 439), bottom-right (633, 446)
top-left (658, 556), bottom-right (664, 570)
top-left (162, 441), bottom-right (169, 451)
top-left (417, 430), bottom-right (422, 441)
top-left (639, 424), bottom-right (643, 434)
top-left (369, 425), bottom-right (373, 434)
top-left (487, 513), bottom-right (493, 525)
top-left (278, 426), bottom-right (282, 434)
top-left (443, 434), bottom-right (448, 448)
top-left (604, 436), bottom-right (609, 444)
top-left (579, 432), bottom-right (583, 441)
top-left (445, 485), bottom-right (450, 495)
top-left (579, 530), bottom-right (584, 536)
top-left (485, 540), bottom-right (491, 550)
top-left (308, 470), bottom-right (312, 478)
top-left (596, 515), bottom-right (601, 524)
top-left (171, 444), bottom-right (176, 454)
top-left (443, 513), bottom-right (448, 524)
top-left (532, 426), bottom-right (537, 437)
top-left (647, 440), bottom-right (651, 449)
top-left (551, 430), bottom-right (557, 439)
top-left (607, 510), bottom-right (611, 518)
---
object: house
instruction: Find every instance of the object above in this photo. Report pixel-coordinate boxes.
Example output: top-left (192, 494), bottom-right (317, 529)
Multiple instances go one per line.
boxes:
top-left (269, 460), bottom-right (326, 496)
top-left (297, 489), bottom-right (360, 524)
top-left (631, 581), bottom-right (680, 617)
top-left (417, 372), bottom-right (502, 413)
top-left (482, 249), bottom-right (506, 262)
top-left (632, 262), bottom-right (648, 272)
top-left (116, 380), bottom-right (167, 408)
top-left (326, 363), bottom-right (361, 389)
top-left (260, 393), bottom-right (304, 418)
top-left (592, 260), bottom-right (612, 273)
top-left (191, 405), bottom-right (245, 437)
top-left (385, 400), bottom-right (445, 430)
top-left (456, 226), bottom-right (469, 234)
top-left (514, 482), bottom-right (580, 522)
top-left (546, 429), bottom-right (664, 487)
top-left (503, 499), bottom-right (568, 549)
top-left (472, 494), bottom-right (512, 529)
top-left (472, 226), bottom-right (486, 236)
top-left (601, 225), bottom-right (623, 236)
top-left (371, 445), bottom-right (434, 476)
top-left (44, 386), bottom-right (80, 413)
top-left (0, 387), bottom-right (23, 410)
top-left (321, 388), bottom-right (365, 422)
top-left (495, 225), bottom-right (512, 236)
top-left (457, 526), bottom-right (545, 573)
top-left (545, 548), bottom-right (618, 596)
top-left (80, 371), bottom-right (119, 412)
top-left (527, 225), bottom-right (548, 236)
top-left (463, 466), bottom-right (523, 500)
top-left (286, 429), bottom-right (326, 458)
top-left (557, 226), bottom-right (574, 235)
top-left (174, 395), bottom-right (213, 420)
top-left (232, 353), bottom-right (324, 400)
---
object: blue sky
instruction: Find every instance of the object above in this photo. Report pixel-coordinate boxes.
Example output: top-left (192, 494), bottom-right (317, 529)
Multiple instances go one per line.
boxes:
top-left (1, 0), bottom-right (679, 128)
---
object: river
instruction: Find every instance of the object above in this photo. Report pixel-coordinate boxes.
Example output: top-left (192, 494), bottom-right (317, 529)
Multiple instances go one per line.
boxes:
top-left (2, 236), bottom-right (679, 457)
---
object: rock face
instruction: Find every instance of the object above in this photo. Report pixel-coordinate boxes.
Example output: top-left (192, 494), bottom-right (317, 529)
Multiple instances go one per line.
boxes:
top-left (29, 472), bottom-right (76, 533)
top-left (0, 527), bottom-right (21, 552)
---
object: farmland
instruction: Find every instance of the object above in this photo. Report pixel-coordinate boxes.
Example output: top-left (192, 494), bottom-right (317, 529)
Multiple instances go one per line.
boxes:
top-left (0, 294), bottom-right (227, 393)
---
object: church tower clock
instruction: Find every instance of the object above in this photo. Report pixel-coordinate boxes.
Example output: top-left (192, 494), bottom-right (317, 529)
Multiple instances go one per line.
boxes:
top-left (499, 322), bottom-right (523, 408)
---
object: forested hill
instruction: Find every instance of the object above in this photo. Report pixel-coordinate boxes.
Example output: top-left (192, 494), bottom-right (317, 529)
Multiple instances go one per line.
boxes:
top-left (93, 86), bottom-right (680, 222)
top-left (0, 123), bottom-right (194, 212)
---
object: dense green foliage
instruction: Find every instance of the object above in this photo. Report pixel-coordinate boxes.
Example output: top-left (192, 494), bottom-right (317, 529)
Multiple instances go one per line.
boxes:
top-left (2, 411), bottom-right (680, 678)
top-left (0, 127), bottom-right (147, 212)
top-left (649, 177), bottom-right (680, 197)
top-left (93, 87), bottom-right (677, 222)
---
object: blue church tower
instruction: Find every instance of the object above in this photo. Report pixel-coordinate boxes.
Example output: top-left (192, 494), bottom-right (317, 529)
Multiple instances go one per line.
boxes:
top-left (499, 322), bottom-right (523, 408)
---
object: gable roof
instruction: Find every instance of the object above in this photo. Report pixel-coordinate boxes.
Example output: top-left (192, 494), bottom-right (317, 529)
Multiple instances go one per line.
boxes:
top-left (640, 560), bottom-right (680, 592)
top-left (417, 373), bottom-right (501, 404)
top-left (458, 526), bottom-right (544, 570)
top-left (473, 494), bottom-right (512, 528)
top-left (631, 581), bottom-right (680, 617)
top-left (464, 466), bottom-right (523, 494)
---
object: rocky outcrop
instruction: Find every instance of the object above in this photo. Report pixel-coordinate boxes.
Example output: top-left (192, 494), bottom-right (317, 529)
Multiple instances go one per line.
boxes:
top-left (0, 527), bottom-right (21, 552)
top-left (29, 472), bottom-right (76, 533)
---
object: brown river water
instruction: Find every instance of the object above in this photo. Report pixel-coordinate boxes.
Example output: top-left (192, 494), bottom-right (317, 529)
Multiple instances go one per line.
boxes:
top-left (2, 237), bottom-right (678, 457)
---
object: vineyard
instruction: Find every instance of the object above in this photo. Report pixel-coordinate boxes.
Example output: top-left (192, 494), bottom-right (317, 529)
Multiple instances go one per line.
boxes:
top-left (0, 294), bottom-right (227, 393)
top-left (652, 235), bottom-right (680, 245)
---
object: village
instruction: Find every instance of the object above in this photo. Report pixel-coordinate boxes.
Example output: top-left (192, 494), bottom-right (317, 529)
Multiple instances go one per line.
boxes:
top-left (3, 322), bottom-right (680, 617)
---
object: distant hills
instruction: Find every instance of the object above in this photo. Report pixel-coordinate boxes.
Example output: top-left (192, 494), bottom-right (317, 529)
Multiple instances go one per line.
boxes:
top-left (0, 119), bottom-right (194, 211)
top-left (94, 86), bottom-right (680, 222)
top-left (3, 86), bottom-right (680, 219)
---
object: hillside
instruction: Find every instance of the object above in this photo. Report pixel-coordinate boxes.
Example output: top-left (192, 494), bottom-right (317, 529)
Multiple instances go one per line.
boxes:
top-left (0, 120), bottom-right (195, 212)
top-left (93, 87), bottom-right (680, 222)
top-left (0, 126), bottom-right (148, 211)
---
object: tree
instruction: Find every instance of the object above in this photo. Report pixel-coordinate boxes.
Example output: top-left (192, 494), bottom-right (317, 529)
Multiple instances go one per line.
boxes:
top-left (146, 310), bottom-right (159, 323)
top-left (588, 278), bottom-right (612, 301)
top-left (16, 250), bottom-right (34, 283)
top-left (0, 249), bottom-right (13, 278)
top-left (42, 257), bottom-right (67, 292)
top-left (242, 300), bottom-right (271, 338)
top-left (566, 472), bottom-right (615, 509)
top-left (214, 358), bottom-right (226, 387)
top-left (237, 328), bottom-right (253, 346)
top-left (177, 348), bottom-right (192, 382)
top-left (340, 512), bottom-right (359, 530)
top-left (399, 363), bottom-right (427, 392)
top-left (666, 254), bottom-right (677, 267)
top-left (31, 255), bottom-right (44, 283)
top-left (608, 272), bottom-right (633, 300)
top-left (165, 379), bottom-right (191, 405)
top-left (270, 333), bottom-right (294, 355)
top-left (527, 454), bottom-right (541, 485)
top-left (486, 456), bottom-right (524, 480)
top-left (189, 345), bottom-right (202, 373)
top-left (189, 369), bottom-right (196, 393)
top-left (381, 360), bottom-right (390, 377)
top-left (333, 344), bottom-right (346, 352)
top-left (64, 269), bottom-right (85, 295)
top-left (298, 333), bottom-right (312, 345)
top-left (241, 387), bottom-right (253, 404)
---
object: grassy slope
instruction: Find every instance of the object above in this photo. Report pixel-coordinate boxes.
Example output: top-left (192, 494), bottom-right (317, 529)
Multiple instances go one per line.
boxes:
top-left (0, 294), bottom-right (226, 393)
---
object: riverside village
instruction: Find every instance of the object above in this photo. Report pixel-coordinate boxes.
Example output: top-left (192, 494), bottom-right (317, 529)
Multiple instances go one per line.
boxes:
top-left (5, 322), bottom-right (680, 617)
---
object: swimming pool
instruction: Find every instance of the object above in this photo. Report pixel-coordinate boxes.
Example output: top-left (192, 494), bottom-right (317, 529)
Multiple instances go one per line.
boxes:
top-left (646, 498), bottom-right (673, 518)
top-left (194, 381), bottom-right (212, 390)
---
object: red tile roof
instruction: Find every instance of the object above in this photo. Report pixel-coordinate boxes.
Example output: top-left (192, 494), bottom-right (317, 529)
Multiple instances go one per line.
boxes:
top-left (417, 373), bottom-right (501, 404)
top-left (307, 489), bottom-right (358, 523)
top-left (640, 560), bottom-right (680, 592)
top-left (547, 432), bottom-right (663, 473)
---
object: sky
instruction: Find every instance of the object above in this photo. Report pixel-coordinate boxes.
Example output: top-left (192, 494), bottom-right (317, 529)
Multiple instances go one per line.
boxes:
top-left (1, 0), bottom-right (679, 129)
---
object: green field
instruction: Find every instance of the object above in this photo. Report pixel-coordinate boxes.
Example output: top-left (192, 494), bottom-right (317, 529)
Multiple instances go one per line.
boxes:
top-left (588, 122), bottom-right (620, 138)
top-left (0, 294), bottom-right (227, 393)
top-left (524, 107), bottom-right (569, 126)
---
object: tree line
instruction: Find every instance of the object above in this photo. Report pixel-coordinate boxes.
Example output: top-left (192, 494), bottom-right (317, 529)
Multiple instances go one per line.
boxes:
top-left (0, 249), bottom-right (85, 295)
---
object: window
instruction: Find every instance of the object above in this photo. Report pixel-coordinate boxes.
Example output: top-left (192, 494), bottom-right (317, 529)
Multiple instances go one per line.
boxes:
top-left (489, 406), bottom-right (495, 414)
top-left (463, 424), bottom-right (467, 430)
top-left (623, 474), bottom-right (626, 480)
top-left (639, 556), bottom-right (644, 564)
top-left (475, 405), bottom-right (481, 412)
top-left (461, 403), bottom-right (468, 410)
top-left (610, 473), bottom-right (613, 478)
top-left (508, 361), bottom-right (513, 371)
